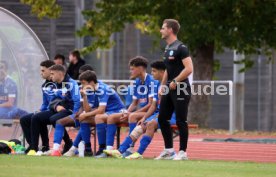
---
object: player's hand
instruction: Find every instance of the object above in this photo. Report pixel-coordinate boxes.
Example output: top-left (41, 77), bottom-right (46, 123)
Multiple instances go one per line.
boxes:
top-left (75, 112), bottom-right (80, 118)
top-left (75, 109), bottom-right (83, 118)
top-left (158, 85), bottom-right (166, 98)
top-left (137, 117), bottom-right (146, 125)
top-left (75, 111), bottom-right (83, 120)
top-left (79, 112), bottom-right (88, 121)
top-left (169, 82), bottom-right (177, 90)
top-left (80, 89), bottom-right (86, 98)
top-left (56, 105), bottom-right (65, 112)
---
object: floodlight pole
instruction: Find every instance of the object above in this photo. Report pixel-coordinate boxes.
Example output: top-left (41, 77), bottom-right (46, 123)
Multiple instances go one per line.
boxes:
top-left (233, 50), bottom-right (245, 132)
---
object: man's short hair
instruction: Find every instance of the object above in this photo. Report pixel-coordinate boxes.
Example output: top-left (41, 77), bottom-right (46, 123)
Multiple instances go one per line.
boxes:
top-left (79, 70), bottom-right (98, 83)
top-left (150, 61), bottom-right (166, 71)
top-left (129, 56), bottom-right (148, 68)
top-left (70, 50), bottom-right (81, 60)
top-left (163, 19), bottom-right (180, 35)
top-left (49, 64), bottom-right (66, 73)
top-left (54, 54), bottom-right (65, 62)
top-left (0, 60), bottom-right (8, 71)
top-left (79, 64), bottom-right (94, 74)
top-left (40, 60), bottom-right (55, 68)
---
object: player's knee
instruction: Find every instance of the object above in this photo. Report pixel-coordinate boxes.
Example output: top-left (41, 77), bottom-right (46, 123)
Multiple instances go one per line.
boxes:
top-left (20, 116), bottom-right (27, 123)
top-left (32, 115), bottom-right (40, 124)
top-left (176, 119), bottom-right (188, 127)
top-left (130, 125), bottom-right (144, 139)
top-left (95, 115), bottom-right (101, 123)
top-left (56, 119), bottom-right (62, 125)
top-left (147, 121), bottom-right (157, 130)
top-left (128, 113), bottom-right (136, 122)
top-left (106, 115), bottom-right (115, 124)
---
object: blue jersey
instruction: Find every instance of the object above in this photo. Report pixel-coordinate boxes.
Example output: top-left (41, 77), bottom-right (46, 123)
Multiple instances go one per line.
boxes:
top-left (52, 75), bottom-right (81, 117)
top-left (0, 76), bottom-right (17, 105)
top-left (95, 81), bottom-right (124, 112)
top-left (152, 80), bottom-right (160, 112)
top-left (132, 74), bottom-right (155, 108)
top-left (40, 80), bottom-right (56, 111)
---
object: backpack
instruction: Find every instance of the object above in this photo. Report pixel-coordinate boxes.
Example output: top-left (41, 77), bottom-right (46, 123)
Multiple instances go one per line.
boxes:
top-left (9, 139), bottom-right (21, 145)
top-left (0, 142), bottom-right (11, 154)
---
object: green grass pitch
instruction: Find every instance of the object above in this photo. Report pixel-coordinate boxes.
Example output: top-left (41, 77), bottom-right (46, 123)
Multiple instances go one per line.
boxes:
top-left (0, 155), bottom-right (275, 177)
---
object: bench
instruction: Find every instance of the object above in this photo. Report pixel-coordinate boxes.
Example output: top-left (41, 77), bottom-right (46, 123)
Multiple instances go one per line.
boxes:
top-left (13, 121), bottom-right (197, 154)
top-left (11, 119), bottom-right (22, 140)
top-left (115, 123), bottom-right (198, 149)
top-left (0, 118), bottom-right (21, 139)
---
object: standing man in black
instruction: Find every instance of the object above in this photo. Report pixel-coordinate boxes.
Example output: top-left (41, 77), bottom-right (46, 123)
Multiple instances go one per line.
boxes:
top-left (67, 50), bottom-right (85, 80)
top-left (156, 19), bottom-right (193, 160)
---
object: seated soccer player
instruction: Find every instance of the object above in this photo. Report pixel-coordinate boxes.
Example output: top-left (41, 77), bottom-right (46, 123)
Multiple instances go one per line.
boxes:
top-left (42, 65), bottom-right (82, 156)
top-left (27, 65), bottom-right (80, 156)
top-left (105, 61), bottom-right (176, 159)
top-left (66, 70), bottom-right (125, 157)
top-left (45, 65), bottom-right (95, 156)
top-left (62, 65), bottom-right (99, 157)
top-left (95, 56), bottom-right (154, 157)
top-left (0, 61), bottom-right (28, 121)
top-left (20, 60), bottom-right (55, 154)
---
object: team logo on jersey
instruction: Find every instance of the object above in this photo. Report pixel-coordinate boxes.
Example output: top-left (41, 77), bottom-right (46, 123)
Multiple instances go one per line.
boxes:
top-left (139, 98), bottom-right (147, 103)
top-left (169, 50), bottom-right (175, 60)
top-left (169, 50), bottom-right (174, 56)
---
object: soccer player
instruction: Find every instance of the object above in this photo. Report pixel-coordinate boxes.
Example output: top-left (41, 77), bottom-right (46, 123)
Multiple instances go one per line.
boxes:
top-left (156, 19), bottom-right (193, 160)
top-left (95, 56), bottom-right (154, 157)
top-left (20, 60), bottom-right (55, 154)
top-left (105, 61), bottom-right (176, 159)
top-left (27, 65), bottom-right (80, 156)
top-left (62, 65), bottom-right (99, 157)
top-left (44, 65), bottom-right (82, 156)
top-left (0, 61), bottom-right (28, 120)
top-left (67, 70), bottom-right (125, 157)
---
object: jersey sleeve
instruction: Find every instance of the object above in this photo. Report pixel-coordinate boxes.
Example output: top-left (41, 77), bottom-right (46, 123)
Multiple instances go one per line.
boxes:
top-left (98, 87), bottom-right (109, 106)
top-left (70, 81), bottom-right (81, 117)
top-left (40, 89), bottom-right (49, 111)
top-left (178, 44), bottom-right (189, 60)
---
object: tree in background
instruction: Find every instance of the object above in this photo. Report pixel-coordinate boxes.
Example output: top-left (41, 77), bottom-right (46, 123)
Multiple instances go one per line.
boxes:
top-left (21, 0), bottom-right (276, 127)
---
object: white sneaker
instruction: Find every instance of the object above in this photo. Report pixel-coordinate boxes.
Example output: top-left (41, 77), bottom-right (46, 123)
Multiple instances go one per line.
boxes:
top-left (35, 151), bottom-right (43, 156)
top-left (173, 151), bottom-right (188, 160)
top-left (95, 152), bottom-right (107, 158)
top-left (63, 147), bottom-right (77, 157)
top-left (42, 149), bottom-right (52, 156)
top-left (154, 150), bottom-right (176, 160)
